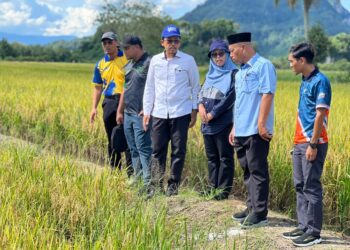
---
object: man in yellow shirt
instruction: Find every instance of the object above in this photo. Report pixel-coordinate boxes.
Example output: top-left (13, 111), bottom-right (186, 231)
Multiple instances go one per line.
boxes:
top-left (90, 32), bottom-right (132, 173)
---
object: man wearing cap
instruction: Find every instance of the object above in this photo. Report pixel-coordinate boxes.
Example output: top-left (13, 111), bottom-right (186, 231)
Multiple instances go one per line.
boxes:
top-left (90, 31), bottom-right (132, 173)
top-left (227, 32), bottom-right (277, 228)
top-left (116, 35), bottom-right (152, 193)
top-left (143, 24), bottom-right (200, 197)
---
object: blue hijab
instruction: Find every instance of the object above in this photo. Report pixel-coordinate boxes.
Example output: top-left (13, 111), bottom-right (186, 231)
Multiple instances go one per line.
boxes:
top-left (202, 52), bottom-right (237, 95)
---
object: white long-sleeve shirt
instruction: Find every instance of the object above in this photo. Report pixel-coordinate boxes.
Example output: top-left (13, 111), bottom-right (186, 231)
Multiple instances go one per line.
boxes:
top-left (143, 50), bottom-right (200, 119)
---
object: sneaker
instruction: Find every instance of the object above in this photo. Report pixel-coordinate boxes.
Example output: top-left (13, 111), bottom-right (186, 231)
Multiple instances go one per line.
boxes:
top-left (240, 213), bottom-right (268, 229)
top-left (292, 233), bottom-right (322, 247)
top-left (232, 208), bottom-right (249, 221)
top-left (282, 228), bottom-right (305, 240)
top-left (166, 184), bottom-right (178, 197)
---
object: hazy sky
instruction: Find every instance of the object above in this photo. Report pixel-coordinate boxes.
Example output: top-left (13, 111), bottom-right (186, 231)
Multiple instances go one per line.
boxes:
top-left (341, 0), bottom-right (350, 10)
top-left (0, 0), bottom-right (349, 37)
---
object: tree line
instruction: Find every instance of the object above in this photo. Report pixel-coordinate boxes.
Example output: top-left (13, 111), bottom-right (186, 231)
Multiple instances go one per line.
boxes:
top-left (0, 0), bottom-right (349, 65)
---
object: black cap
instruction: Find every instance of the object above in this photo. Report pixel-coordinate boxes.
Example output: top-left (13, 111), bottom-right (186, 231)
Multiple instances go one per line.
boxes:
top-left (122, 35), bottom-right (142, 48)
top-left (227, 32), bottom-right (251, 45)
top-left (101, 32), bottom-right (117, 41)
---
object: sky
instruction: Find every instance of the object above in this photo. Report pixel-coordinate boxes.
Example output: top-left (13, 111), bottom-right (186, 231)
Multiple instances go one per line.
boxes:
top-left (0, 0), bottom-right (349, 37)
top-left (0, 0), bottom-right (206, 37)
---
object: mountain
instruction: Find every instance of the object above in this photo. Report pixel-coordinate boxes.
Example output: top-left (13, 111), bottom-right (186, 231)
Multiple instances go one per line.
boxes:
top-left (0, 32), bottom-right (76, 46)
top-left (181, 0), bottom-right (350, 57)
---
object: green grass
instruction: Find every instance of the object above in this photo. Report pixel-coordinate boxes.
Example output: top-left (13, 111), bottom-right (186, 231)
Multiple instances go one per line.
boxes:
top-left (0, 61), bottom-right (349, 241)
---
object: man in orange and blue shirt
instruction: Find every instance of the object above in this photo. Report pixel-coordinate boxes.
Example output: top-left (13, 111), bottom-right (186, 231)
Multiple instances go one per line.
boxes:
top-left (283, 42), bottom-right (332, 247)
top-left (90, 32), bottom-right (132, 172)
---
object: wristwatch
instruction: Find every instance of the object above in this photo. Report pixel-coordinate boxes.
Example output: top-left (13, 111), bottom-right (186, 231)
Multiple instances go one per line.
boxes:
top-left (309, 142), bottom-right (318, 149)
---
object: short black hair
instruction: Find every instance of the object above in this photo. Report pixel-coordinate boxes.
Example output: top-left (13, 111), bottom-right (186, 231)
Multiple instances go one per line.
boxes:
top-left (289, 42), bottom-right (315, 63)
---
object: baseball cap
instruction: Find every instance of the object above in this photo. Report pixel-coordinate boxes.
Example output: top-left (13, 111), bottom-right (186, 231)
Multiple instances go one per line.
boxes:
top-left (121, 35), bottom-right (142, 48)
top-left (161, 24), bottom-right (181, 39)
top-left (101, 32), bottom-right (117, 41)
top-left (208, 39), bottom-right (229, 58)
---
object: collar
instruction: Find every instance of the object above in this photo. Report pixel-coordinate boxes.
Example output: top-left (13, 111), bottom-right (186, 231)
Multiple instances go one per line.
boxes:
top-left (302, 67), bottom-right (319, 81)
top-left (104, 50), bottom-right (124, 62)
top-left (240, 53), bottom-right (259, 69)
top-left (136, 52), bottom-right (148, 63)
top-left (161, 50), bottom-right (182, 60)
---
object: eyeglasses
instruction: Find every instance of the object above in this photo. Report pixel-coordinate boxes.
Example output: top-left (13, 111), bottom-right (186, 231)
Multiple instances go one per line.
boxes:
top-left (211, 51), bottom-right (225, 58)
top-left (164, 39), bottom-right (180, 45)
top-left (102, 40), bottom-right (114, 45)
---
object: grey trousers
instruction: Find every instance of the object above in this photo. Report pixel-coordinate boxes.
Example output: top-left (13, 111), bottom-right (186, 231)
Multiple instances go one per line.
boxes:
top-left (293, 143), bottom-right (328, 237)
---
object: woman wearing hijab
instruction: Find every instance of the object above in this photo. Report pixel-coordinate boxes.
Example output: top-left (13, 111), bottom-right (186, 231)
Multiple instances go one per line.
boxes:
top-left (198, 39), bottom-right (238, 200)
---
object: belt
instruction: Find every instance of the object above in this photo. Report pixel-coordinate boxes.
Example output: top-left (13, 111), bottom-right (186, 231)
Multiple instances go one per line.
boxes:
top-left (104, 94), bottom-right (120, 99)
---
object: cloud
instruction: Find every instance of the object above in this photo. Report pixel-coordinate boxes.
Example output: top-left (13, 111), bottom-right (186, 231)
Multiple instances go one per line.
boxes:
top-left (36, 0), bottom-right (63, 14)
top-left (27, 16), bottom-right (47, 25)
top-left (0, 1), bottom-right (47, 27)
top-left (0, 2), bottom-right (31, 26)
top-left (44, 6), bottom-right (98, 37)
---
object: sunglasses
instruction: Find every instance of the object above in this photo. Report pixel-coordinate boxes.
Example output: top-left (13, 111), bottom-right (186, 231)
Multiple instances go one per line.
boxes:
top-left (211, 51), bottom-right (225, 58)
top-left (164, 39), bottom-right (180, 45)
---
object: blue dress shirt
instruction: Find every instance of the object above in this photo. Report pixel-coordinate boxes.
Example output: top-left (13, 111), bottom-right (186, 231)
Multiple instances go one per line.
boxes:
top-left (234, 53), bottom-right (277, 137)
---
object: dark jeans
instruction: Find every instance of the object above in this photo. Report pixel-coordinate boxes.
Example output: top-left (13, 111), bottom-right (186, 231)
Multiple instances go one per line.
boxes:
top-left (151, 114), bottom-right (191, 189)
top-left (293, 143), bottom-right (328, 237)
top-left (124, 112), bottom-right (152, 184)
top-left (234, 134), bottom-right (270, 218)
top-left (102, 95), bottom-right (132, 175)
top-left (203, 125), bottom-right (234, 195)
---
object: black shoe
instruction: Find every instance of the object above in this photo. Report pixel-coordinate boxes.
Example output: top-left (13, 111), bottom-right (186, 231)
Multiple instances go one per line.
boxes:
top-left (145, 186), bottom-right (156, 200)
top-left (232, 208), bottom-right (249, 221)
top-left (199, 187), bottom-right (214, 197)
top-left (212, 192), bottom-right (229, 201)
top-left (292, 233), bottom-right (322, 247)
top-left (240, 213), bottom-right (268, 229)
top-left (282, 228), bottom-right (305, 240)
top-left (166, 184), bottom-right (178, 197)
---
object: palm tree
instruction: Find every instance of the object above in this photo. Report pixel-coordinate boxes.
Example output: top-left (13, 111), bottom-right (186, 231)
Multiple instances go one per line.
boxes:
top-left (275, 0), bottom-right (318, 41)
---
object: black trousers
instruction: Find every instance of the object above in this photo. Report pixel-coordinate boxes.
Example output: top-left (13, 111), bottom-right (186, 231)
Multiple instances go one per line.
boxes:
top-left (234, 134), bottom-right (270, 217)
top-left (203, 125), bottom-right (234, 195)
top-left (102, 95), bottom-right (132, 175)
top-left (151, 114), bottom-right (191, 188)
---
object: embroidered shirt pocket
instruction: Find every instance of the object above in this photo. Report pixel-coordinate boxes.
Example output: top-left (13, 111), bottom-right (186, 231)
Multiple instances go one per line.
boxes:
top-left (174, 67), bottom-right (188, 83)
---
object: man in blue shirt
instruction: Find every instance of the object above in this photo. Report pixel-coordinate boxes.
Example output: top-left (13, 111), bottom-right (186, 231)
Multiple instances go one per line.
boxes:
top-left (283, 42), bottom-right (331, 247)
top-left (227, 32), bottom-right (277, 229)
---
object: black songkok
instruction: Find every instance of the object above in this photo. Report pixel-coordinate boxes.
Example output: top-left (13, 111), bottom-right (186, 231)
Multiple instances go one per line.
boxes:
top-left (227, 32), bottom-right (251, 45)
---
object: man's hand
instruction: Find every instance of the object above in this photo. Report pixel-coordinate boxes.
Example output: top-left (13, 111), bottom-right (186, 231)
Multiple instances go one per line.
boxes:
top-left (306, 145), bottom-right (317, 161)
top-left (138, 110), bottom-right (144, 116)
top-left (229, 127), bottom-right (235, 146)
top-left (116, 111), bottom-right (124, 124)
top-left (90, 108), bottom-right (97, 124)
top-left (206, 113), bottom-right (214, 122)
top-left (143, 115), bottom-right (150, 131)
top-left (189, 110), bottom-right (198, 128)
top-left (198, 104), bottom-right (208, 124)
top-left (258, 124), bottom-right (273, 141)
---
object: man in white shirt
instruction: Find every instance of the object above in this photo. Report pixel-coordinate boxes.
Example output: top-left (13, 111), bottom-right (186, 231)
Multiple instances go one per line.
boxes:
top-left (143, 24), bottom-right (200, 197)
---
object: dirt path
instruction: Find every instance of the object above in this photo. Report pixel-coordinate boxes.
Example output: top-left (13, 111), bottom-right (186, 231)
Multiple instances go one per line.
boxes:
top-left (165, 194), bottom-right (350, 249)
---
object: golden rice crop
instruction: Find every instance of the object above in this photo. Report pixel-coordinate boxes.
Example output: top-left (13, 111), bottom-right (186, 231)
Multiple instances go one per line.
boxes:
top-left (0, 61), bottom-right (349, 232)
